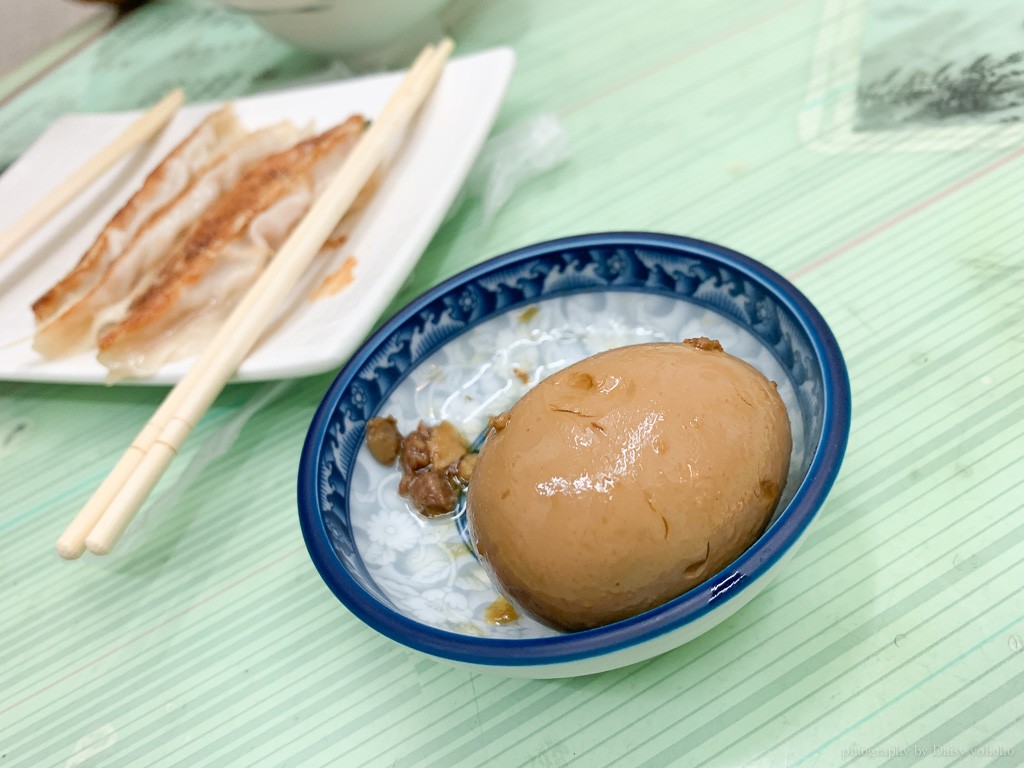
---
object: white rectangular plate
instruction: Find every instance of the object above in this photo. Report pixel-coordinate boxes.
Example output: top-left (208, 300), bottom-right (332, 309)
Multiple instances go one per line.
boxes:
top-left (0, 47), bottom-right (515, 384)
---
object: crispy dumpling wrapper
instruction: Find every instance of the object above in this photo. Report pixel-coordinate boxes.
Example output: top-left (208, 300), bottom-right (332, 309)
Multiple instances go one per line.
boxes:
top-left (33, 120), bottom-right (307, 358)
top-left (97, 115), bottom-right (367, 382)
top-left (31, 106), bottom-right (246, 325)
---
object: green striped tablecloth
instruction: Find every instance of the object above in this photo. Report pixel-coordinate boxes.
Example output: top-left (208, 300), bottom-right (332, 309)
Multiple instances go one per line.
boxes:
top-left (2, 0), bottom-right (1022, 765)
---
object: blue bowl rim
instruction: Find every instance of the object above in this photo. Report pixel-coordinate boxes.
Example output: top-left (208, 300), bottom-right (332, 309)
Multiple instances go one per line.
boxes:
top-left (297, 231), bottom-right (852, 667)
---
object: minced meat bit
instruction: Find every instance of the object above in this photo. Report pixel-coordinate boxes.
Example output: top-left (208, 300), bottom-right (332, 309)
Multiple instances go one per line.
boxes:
top-left (365, 417), bottom-right (477, 518)
top-left (399, 425), bottom-right (431, 474)
top-left (456, 453), bottom-right (478, 484)
top-left (400, 471), bottom-right (458, 517)
top-left (365, 416), bottom-right (401, 465)
top-left (427, 420), bottom-right (465, 470)
top-left (683, 336), bottom-right (724, 352)
top-left (488, 412), bottom-right (510, 432)
top-left (484, 596), bottom-right (519, 625)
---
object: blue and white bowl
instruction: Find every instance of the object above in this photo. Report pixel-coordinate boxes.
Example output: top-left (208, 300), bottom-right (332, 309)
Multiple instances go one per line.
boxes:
top-left (298, 232), bottom-right (851, 678)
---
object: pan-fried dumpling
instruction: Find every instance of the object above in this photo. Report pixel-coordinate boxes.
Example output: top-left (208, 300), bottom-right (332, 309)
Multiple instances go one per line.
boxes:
top-left (97, 116), bottom-right (367, 382)
top-left (33, 120), bottom-right (307, 358)
top-left (31, 106), bottom-right (246, 325)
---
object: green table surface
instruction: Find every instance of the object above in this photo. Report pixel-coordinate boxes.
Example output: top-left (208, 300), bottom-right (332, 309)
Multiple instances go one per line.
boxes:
top-left (2, 0), bottom-right (1023, 765)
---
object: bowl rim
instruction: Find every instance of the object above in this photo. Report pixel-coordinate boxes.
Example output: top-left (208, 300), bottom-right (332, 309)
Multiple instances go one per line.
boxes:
top-left (297, 231), bottom-right (851, 667)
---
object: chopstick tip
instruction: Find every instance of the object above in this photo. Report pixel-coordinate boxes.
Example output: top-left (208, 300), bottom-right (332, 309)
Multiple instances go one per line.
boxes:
top-left (55, 537), bottom-right (84, 560)
top-left (84, 539), bottom-right (113, 556)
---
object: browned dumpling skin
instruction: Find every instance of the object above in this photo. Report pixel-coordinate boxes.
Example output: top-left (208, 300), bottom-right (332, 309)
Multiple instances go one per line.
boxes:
top-left (32, 106), bottom-right (246, 327)
top-left (95, 116), bottom-right (366, 381)
top-left (466, 339), bottom-right (792, 632)
top-left (33, 116), bottom-right (303, 359)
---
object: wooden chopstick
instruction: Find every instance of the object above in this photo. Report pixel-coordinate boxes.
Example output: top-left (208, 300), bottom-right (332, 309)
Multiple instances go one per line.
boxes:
top-left (74, 40), bottom-right (454, 557)
top-left (56, 46), bottom-right (445, 560)
top-left (0, 88), bottom-right (185, 266)
top-left (56, 47), bottom-right (443, 559)
top-left (56, 386), bottom-right (194, 559)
